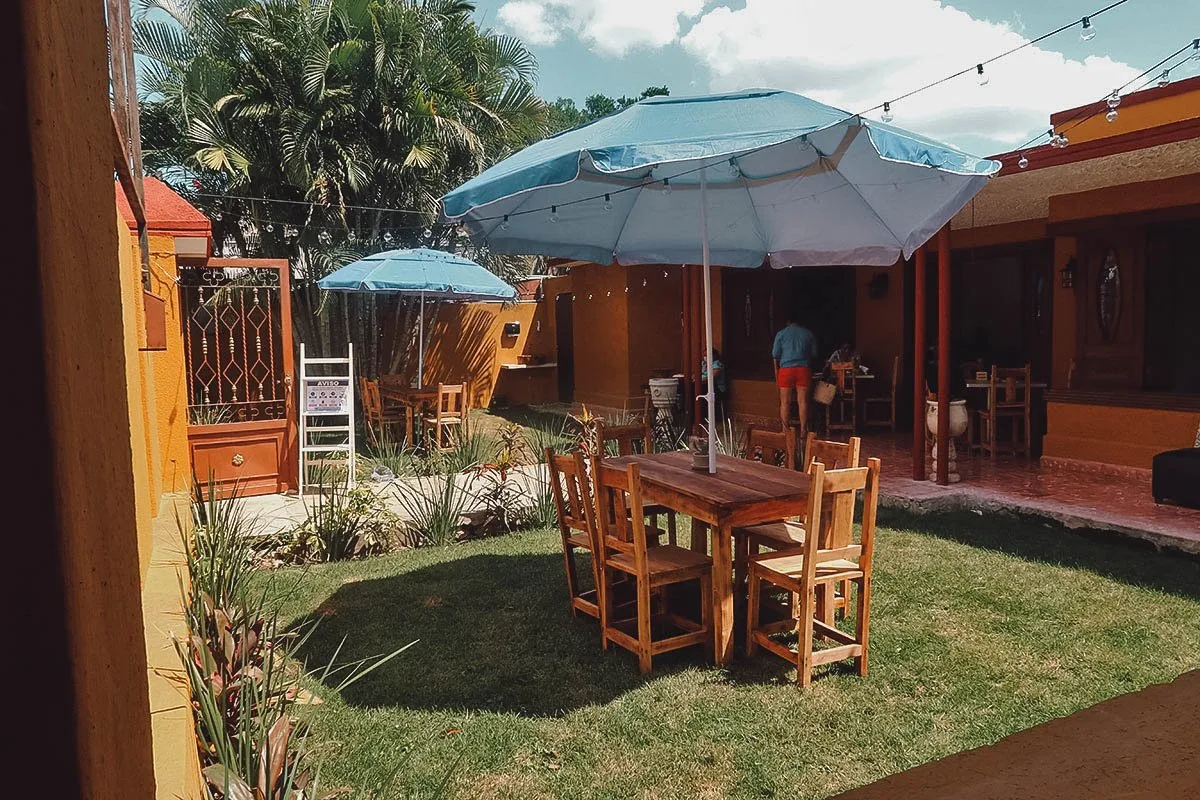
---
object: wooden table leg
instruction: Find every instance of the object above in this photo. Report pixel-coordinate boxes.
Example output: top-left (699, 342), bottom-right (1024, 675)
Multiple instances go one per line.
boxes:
top-left (405, 404), bottom-right (415, 446)
top-left (690, 518), bottom-right (709, 553)
top-left (712, 523), bottom-right (735, 667)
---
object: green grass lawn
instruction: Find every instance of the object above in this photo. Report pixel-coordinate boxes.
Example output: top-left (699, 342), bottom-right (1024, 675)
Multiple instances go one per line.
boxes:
top-left (261, 510), bottom-right (1200, 800)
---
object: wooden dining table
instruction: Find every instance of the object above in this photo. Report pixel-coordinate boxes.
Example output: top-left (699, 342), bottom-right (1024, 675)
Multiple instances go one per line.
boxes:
top-left (606, 451), bottom-right (812, 666)
top-left (378, 383), bottom-right (439, 443)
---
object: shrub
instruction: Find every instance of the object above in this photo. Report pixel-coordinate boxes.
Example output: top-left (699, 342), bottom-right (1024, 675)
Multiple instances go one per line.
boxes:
top-left (187, 478), bottom-right (259, 611)
top-left (284, 481), bottom-right (399, 563)
top-left (392, 474), bottom-right (473, 547)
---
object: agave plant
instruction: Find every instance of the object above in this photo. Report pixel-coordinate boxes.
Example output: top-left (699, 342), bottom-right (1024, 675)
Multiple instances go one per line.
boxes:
top-left (392, 474), bottom-right (472, 547)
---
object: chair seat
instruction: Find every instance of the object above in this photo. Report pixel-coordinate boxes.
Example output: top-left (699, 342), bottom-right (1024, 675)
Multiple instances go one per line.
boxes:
top-left (753, 553), bottom-right (862, 582)
top-left (607, 544), bottom-right (711, 582)
top-left (566, 532), bottom-right (592, 550)
top-left (737, 520), bottom-right (806, 548)
top-left (642, 503), bottom-right (674, 517)
top-left (423, 415), bottom-right (463, 425)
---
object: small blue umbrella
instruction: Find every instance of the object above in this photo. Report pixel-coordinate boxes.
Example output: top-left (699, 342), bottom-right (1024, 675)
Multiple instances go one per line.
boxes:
top-left (442, 89), bottom-right (1000, 471)
top-left (318, 247), bottom-right (517, 386)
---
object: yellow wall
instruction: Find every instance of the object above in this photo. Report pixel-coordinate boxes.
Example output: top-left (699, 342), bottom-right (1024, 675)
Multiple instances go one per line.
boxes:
top-left (1056, 83), bottom-right (1200, 145)
top-left (145, 235), bottom-right (192, 493)
top-left (1043, 402), bottom-right (1200, 469)
top-left (569, 264), bottom-right (633, 407)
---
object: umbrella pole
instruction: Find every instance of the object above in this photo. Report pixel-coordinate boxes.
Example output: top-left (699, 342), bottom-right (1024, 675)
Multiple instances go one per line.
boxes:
top-left (418, 291), bottom-right (425, 389)
top-left (700, 169), bottom-right (716, 474)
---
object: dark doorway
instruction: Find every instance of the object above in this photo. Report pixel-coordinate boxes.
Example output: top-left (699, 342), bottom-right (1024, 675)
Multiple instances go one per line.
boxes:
top-left (555, 292), bottom-right (574, 402)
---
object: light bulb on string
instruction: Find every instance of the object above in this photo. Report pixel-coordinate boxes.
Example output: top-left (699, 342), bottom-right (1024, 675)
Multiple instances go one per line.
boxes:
top-left (348, 231), bottom-right (356, 242)
top-left (1105, 90), bottom-right (1120, 123)
top-left (384, 232), bottom-right (394, 244)
top-left (422, 227), bottom-right (432, 239)
top-left (642, 278), bottom-right (647, 287)
top-left (1018, 153), bottom-right (1029, 170)
top-left (549, 206), bottom-right (559, 223)
top-left (1080, 16), bottom-right (1095, 41)
top-left (603, 194), bottom-right (613, 212)
top-left (976, 64), bottom-right (989, 86)
top-left (881, 102), bottom-right (893, 123)
top-left (1047, 129), bottom-right (1059, 149)
top-left (319, 231), bottom-right (331, 244)
top-left (500, 215), bottom-right (511, 231)
top-left (1058, 133), bottom-right (1069, 149)
top-left (1157, 70), bottom-right (1171, 88)
top-left (660, 178), bottom-right (672, 196)
top-left (1191, 38), bottom-right (1200, 61)
top-left (266, 223), bottom-right (275, 233)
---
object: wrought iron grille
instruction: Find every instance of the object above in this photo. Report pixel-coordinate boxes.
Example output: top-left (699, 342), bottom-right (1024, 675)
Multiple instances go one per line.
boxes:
top-left (180, 266), bottom-right (287, 424)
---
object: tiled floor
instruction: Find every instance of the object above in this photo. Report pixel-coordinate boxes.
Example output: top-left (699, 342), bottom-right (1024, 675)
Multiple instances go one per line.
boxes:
top-left (858, 433), bottom-right (1200, 554)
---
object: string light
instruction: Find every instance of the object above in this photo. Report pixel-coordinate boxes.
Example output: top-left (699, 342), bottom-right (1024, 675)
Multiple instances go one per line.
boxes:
top-left (500, 215), bottom-right (511, 231)
top-left (1105, 90), bottom-right (1121, 123)
top-left (976, 64), bottom-right (989, 86)
top-left (549, 206), bottom-right (559, 223)
top-left (384, 232), bottom-right (394, 244)
top-left (1080, 16), bottom-right (1096, 41)
top-left (1191, 38), bottom-right (1200, 61)
top-left (660, 178), bottom-right (672, 196)
top-left (603, 193), bottom-right (613, 212)
top-left (880, 102), bottom-right (893, 123)
top-left (1156, 70), bottom-right (1171, 88)
top-left (1018, 153), bottom-right (1029, 169)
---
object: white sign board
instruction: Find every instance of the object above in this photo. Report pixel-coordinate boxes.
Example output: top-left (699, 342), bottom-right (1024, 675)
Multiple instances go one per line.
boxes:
top-left (305, 378), bottom-right (352, 416)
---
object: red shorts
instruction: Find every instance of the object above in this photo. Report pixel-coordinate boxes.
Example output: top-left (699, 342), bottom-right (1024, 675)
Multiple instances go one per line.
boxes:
top-left (776, 366), bottom-right (812, 389)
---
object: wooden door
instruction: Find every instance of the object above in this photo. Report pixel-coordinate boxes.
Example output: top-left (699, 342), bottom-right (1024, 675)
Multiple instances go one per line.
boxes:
top-left (1076, 230), bottom-right (1143, 389)
top-left (181, 258), bottom-right (297, 495)
top-left (556, 292), bottom-right (574, 403)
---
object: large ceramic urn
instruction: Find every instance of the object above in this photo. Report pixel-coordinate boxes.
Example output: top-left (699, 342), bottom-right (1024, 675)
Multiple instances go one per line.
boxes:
top-left (925, 399), bottom-right (968, 483)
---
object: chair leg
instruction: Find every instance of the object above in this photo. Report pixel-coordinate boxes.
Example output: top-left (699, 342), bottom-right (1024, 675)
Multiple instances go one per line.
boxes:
top-left (561, 543), bottom-right (580, 616)
top-left (855, 576), bottom-right (871, 677)
top-left (797, 585), bottom-right (816, 688)
top-left (746, 570), bottom-right (761, 656)
top-left (667, 512), bottom-right (677, 546)
top-left (599, 567), bottom-right (611, 651)
top-left (636, 575), bottom-right (652, 675)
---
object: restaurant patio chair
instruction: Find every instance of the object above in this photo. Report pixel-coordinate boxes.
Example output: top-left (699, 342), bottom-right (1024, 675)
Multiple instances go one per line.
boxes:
top-left (735, 434), bottom-right (861, 618)
top-left (423, 382), bottom-right (468, 450)
top-left (596, 417), bottom-right (678, 546)
top-left (863, 356), bottom-right (899, 432)
top-left (827, 361), bottom-right (859, 434)
top-left (744, 424), bottom-right (796, 469)
top-left (593, 459), bottom-right (713, 674)
top-left (546, 448), bottom-right (603, 619)
top-left (359, 378), bottom-right (406, 442)
top-left (973, 365), bottom-right (1031, 459)
top-left (746, 457), bottom-right (881, 687)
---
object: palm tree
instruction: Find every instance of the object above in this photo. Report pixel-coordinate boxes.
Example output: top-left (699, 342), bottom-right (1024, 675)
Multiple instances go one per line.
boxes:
top-left (136, 0), bottom-right (545, 371)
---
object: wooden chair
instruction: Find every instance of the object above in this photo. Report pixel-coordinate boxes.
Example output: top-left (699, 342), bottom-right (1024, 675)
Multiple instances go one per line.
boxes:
top-left (746, 457), bottom-right (881, 687)
top-left (596, 417), bottom-right (678, 545)
top-left (593, 459), bottom-right (712, 674)
top-left (359, 378), bottom-right (406, 442)
top-left (973, 365), bottom-right (1031, 459)
top-left (827, 362), bottom-right (859, 434)
top-left (735, 434), bottom-right (861, 617)
top-left (423, 383), bottom-right (468, 450)
top-left (546, 449), bottom-right (602, 619)
top-left (863, 356), bottom-right (899, 432)
top-left (744, 424), bottom-right (796, 470)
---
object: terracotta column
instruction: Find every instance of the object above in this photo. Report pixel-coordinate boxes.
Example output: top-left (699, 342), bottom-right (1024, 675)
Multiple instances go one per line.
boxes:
top-left (912, 246), bottom-right (926, 480)
top-left (936, 226), bottom-right (951, 485)
top-left (680, 266), bottom-right (693, 428)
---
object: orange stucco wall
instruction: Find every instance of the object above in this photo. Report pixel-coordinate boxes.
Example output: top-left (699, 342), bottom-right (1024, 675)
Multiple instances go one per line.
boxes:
top-left (1043, 402), bottom-right (1200, 469)
top-left (1050, 236), bottom-right (1078, 389)
top-left (145, 234), bottom-right (192, 493)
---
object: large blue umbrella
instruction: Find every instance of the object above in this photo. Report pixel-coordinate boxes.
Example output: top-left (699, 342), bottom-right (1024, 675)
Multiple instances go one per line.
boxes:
top-left (442, 89), bottom-right (999, 471)
top-left (318, 247), bottom-right (517, 386)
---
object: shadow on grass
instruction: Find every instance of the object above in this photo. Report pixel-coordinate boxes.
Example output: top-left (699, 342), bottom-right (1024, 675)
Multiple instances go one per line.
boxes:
top-left (290, 551), bottom-right (713, 716)
top-left (880, 507), bottom-right (1200, 600)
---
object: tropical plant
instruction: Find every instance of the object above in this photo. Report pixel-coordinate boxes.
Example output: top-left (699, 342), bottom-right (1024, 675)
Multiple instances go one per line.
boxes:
top-left (285, 480), bottom-right (398, 562)
top-left (392, 474), bottom-right (472, 547)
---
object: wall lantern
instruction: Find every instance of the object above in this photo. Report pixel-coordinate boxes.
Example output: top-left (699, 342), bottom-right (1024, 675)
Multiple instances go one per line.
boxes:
top-left (502, 321), bottom-right (521, 337)
top-left (1060, 257), bottom-right (1077, 289)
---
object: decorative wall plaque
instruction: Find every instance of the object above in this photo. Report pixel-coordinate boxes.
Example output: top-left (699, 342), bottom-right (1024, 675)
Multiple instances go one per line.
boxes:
top-left (1097, 249), bottom-right (1122, 342)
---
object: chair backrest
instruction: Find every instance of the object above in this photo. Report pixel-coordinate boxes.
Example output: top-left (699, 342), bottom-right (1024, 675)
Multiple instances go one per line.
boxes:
top-left (436, 383), bottom-right (466, 418)
top-left (592, 459), bottom-right (648, 572)
top-left (829, 362), bottom-right (857, 395)
top-left (595, 418), bottom-right (652, 457)
top-left (744, 424), bottom-right (796, 469)
top-left (987, 365), bottom-right (1031, 410)
top-left (801, 457), bottom-right (881, 576)
top-left (546, 448), bottom-right (597, 547)
top-left (803, 433), bottom-right (861, 471)
top-left (360, 378), bottom-right (382, 418)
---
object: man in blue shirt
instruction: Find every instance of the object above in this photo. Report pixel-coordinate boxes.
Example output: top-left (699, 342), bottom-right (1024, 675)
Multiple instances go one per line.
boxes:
top-left (772, 312), bottom-right (817, 437)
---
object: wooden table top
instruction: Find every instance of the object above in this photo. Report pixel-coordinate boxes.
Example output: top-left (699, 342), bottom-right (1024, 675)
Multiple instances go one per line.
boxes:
top-left (605, 451), bottom-right (811, 526)
top-left (379, 385), bottom-right (438, 402)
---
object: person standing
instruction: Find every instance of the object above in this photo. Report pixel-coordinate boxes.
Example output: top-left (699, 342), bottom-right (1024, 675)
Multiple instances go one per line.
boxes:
top-left (701, 349), bottom-right (727, 421)
top-left (772, 313), bottom-right (817, 436)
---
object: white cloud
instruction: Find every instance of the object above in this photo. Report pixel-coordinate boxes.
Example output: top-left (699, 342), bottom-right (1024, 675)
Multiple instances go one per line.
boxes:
top-left (497, 0), bottom-right (707, 57)
top-left (497, 1), bottom-right (561, 46)
top-left (680, 0), bottom-right (1139, 150)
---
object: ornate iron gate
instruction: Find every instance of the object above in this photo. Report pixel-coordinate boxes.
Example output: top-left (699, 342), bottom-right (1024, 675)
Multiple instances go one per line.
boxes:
top-left (181, 259), bottom-right (296, 495)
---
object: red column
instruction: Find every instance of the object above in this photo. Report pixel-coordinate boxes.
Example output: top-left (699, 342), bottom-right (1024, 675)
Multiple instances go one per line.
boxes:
top-left (681, 265), bottom-right (691, 426)
top-left (936, 226), bottom-right (951, 485)
top-left (912, 246), bottom-right (926, 480)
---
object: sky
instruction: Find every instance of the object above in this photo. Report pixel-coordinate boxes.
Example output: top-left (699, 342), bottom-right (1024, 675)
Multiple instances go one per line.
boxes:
top-left (471, 0), bottom-right (1200, 155)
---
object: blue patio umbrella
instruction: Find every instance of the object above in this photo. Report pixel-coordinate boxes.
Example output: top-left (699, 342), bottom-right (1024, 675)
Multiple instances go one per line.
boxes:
top-left (442, 89), bottom-right (1000, 472)
top-left (318, 247), bottom-right (517, 386)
